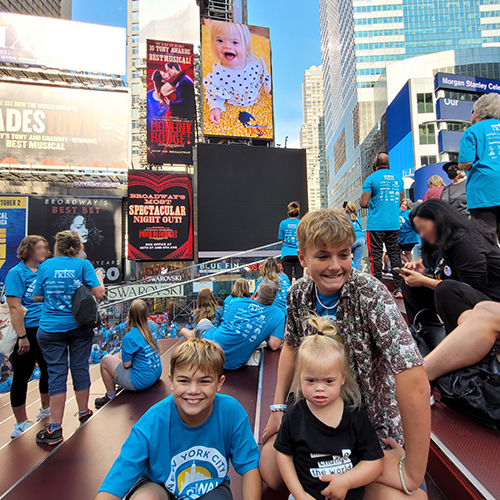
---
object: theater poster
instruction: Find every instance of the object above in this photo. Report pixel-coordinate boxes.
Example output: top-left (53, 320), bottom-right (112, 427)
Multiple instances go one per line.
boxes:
top-left (0, 196), bottom-right (27, 293)
top-left (28, 196), bottom-right (123, 283)
top-left (128, 171), bottom-right (193, 261)
top-left (146, 39), bottom-right (195, 165)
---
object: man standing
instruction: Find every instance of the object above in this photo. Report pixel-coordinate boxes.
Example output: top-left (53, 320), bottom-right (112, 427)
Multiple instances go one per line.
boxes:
top-left (360, 153), bottom-right (404, 298)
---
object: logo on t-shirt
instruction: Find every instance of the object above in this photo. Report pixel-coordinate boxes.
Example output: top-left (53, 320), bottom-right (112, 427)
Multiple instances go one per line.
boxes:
top-left (309, 449), bottom-right (353, 478)
top-left (54, 269), bottom-right (75, 279)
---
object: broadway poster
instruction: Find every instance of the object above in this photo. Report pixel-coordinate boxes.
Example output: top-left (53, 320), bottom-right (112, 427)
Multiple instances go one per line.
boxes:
top-left (146, 39), bottom-right (195, 165)
top-left (128, 172), bottom-right (193, 261)
top-left (28, 196), bottom-right (123, 283)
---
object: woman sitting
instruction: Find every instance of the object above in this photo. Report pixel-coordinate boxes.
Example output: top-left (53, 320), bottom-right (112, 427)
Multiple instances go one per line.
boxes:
top-left (400, 199), bottom-right (500, 334)
top-left (423, 175), bottom-right (446, 201)
top-left (222, 278), bottom-right (250, 319)
top-left (254, 257), bottom-right (291, 315)
top-left (180, 288), bottom-right (222, 339)
top-left (94, 299), bottom-right (162, 409)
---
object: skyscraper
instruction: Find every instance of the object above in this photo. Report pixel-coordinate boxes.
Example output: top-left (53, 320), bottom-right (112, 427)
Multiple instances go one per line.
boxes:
top-left (300, 65), bottom-right (327, 210)
top-left (0, 0), bottom-right (71, 19)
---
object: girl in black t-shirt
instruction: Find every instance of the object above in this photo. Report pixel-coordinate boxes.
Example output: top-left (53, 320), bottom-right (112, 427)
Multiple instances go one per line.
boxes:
top-left (274, 317), bottom-right (383, 500)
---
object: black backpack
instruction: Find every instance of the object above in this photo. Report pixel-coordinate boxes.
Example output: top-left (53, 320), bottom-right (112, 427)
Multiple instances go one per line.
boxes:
top-left (72, 264), bottom-right (101, 330)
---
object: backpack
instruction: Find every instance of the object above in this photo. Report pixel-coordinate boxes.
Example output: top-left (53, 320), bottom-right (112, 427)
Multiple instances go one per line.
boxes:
top-left (72, 264), bottom-right (101, 330)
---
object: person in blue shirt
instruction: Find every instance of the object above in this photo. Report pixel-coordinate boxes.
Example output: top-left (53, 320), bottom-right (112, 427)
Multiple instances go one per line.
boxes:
top-left (0, 366), bottom-right (12, 393)
top-left (254, 258), bottom-right (290, 315)
top-left (183, 279), bottom-right (284, 370)
top-left (222, 279), bottom-right (250, 320)
top-left (181, 289), bottom-right (223, 340)
top-left (360, 153), bottom-right (404, 297)
top-left (399, 199), bottom-right (420, 264)
top-left (5, 235), bottom-right (51, 438)
top-left (169, 321), bottom-right (179, 338)
top-left (33, 230), bottom-right (105, 446)
top-left (90, 345), bottom-right (108, 365)
top-left (94, 299), bottom-right (162, 409)
top-left (95, 339), bottom-right (261, 500)
top-left (345, 202), bottom-right (365, 271)
top-left (458, 93), bottom-right (500, 238)
top-left (278, 201), bottom-right (303, 282)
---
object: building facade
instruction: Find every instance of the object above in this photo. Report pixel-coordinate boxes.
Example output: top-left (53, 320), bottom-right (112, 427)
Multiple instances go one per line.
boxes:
top-left (300, 65), bottom-right (327, 210)
top-left (0, 0), bottom-right (71, 18)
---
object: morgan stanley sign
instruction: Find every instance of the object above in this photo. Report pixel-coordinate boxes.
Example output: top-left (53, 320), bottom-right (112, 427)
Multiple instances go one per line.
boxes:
top-left (435, 72), bottom-right (500, 94)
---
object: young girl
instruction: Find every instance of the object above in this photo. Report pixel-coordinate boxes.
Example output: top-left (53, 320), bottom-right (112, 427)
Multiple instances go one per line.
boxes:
top-left (255, 258), bottom-right (290, 315)
top-left (203, 20), bottom-right (272, 124)
top-left (94, 299), bottom-right (162, 409)
top-left (223, 278), bottom-right (250, 317)
top-left (345, 202), bottom-right (365, 271)
top-left (274, 317), bottom-right (383, 500)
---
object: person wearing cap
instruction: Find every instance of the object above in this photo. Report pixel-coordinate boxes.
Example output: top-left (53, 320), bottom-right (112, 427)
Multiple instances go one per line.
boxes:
top-left (440, 161), bottom-right (468, 215)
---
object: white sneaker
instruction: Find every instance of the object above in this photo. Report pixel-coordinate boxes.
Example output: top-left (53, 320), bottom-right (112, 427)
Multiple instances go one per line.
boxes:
top-left (36, 407), bottom-right (51, 421)
top-left (11, 420), bottom-right (34, 438)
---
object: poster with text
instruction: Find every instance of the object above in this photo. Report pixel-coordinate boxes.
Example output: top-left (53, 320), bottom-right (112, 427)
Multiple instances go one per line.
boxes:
top-left (202, 19), bottom-right (273, 139)
top-left (128, 172), bottom-right (193, 261)
top-left (28, 196), bottom-right (123, 283)
top-left (0, 196), bottom-right (27, 293)
top-left (147, 39), bottom-right (195, 164)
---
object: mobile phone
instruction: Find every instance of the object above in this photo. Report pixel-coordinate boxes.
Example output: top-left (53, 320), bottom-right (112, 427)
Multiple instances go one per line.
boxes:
top-left (393, 267), bottom-right (406, 273)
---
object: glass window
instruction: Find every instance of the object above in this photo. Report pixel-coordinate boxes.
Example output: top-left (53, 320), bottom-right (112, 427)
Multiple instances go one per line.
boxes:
top-left (132, 35), bottom-right (139, 43)
top-left (420, 155), bottom-right (437, 167)
top-left (132, 23), bottom-right (139, 32)
top-left (417, 93), bottom-right (433, 113)
top-left (132, 11), bottom-right (139, 20)
top-left (419, 124), bottom-right (436, 144)
top-left (132, 0), bottom-right (139, 7)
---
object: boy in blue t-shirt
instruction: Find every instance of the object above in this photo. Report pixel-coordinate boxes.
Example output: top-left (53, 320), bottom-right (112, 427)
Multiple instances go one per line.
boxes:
top-left (96, 339), bottom-right (261, 500)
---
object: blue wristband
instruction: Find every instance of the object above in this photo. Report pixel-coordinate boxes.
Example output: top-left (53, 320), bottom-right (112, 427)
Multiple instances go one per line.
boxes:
top-left (270, 404), bottom-right (287, 412)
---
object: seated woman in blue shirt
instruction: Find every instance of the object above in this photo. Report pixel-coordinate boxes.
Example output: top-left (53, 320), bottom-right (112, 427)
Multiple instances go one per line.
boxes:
top-left (180, 289), bottom-right (222, 339)
top-left (222, 278), bottom-right (250, 320)
top-left (254, 258), bottom-right (290, 315)
top-left (95, 299), bottom-right (162, 409)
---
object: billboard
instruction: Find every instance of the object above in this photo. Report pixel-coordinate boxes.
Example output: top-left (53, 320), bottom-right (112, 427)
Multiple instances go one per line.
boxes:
top-left (0, 82), bottom-right (129, 169)
top-left (0, 196), bottom-right (27, 293)
top-left (0, 12), bottom-right (126, 74)
top-left (436, 98), bottom-right (474, 122)
top-left (202, 19), bottom-right (273, 140)
top-left (128, 172), bottom-right (193, 261)
top-left (146, 39), bottom-right (195, 165)
top-left (28, 196), bottom-right (123, 283)
top-left (435, 72), bottom-right (500, 95)
top-left (107, 284), bottom-right (184, 302)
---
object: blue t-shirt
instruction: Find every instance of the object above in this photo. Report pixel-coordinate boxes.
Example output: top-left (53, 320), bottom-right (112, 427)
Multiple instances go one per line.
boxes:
top-left (99, 393), bottom-right (260, 499)
top-left (399, 210), bottom-right (420, 245)
top-left (458, 118), bottom-right (500, 209)
top-left (33, 257), bottom-right (101, 333)
top-left (348, 215), bottom-right (364, 240)
top-left (254, 273), bottom-right (291, 315)
top-left (315, 289), bottom-right (340, 322)
top-left (0, 377), bottom-right (12, 393)
top-left (222, 295), bottom-right (234, 319)
top-left (205, 297), bottom-right (285, 370)
top-left (169, 322), bottom-right (178, 338)
top-left (362, 169), bottom-right (404, 231)
top-left (279, 218), bottom-right (300, 258)
top-left (5, 261), bottom-right (43, 328)
top-left (90, 349), bottom-right (107, 364)
top-left (121, 325), bottom-right (162, 390)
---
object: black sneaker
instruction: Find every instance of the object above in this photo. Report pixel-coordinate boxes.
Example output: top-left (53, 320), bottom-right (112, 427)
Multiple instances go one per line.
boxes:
top-left (77, 409), bottom-right (93, 424)
top-left (36, 424), bottom-right (63, 446)
top-left (94, 394), bottom-right (111, 409)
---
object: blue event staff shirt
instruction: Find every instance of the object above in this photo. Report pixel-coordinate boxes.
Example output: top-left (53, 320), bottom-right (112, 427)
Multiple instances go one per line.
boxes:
top-left (99, 394), bottom-right (260, 499)
top-left (362, 169), bottom-right (404, 231)
top-left (316, 288), bottom-right (340, 322)
top-left (255, 273), bottom-right (291, 315)
top-left (205, 297), bottom-right (285, 370)
top-left (458, 118), bottom-right (500, 210)
top-left (279, 218), bottom-right (300, 258)
top-left (90, 350), bottom-right (108, 364)
top-left (33, 257), bottom-right (101, 333)
top-left (222, 295), bottom-right (234, 319)
top-left (5, 261), bottom-right (43, 328)
top-left (399, 210), bottom-right (420, 245)
top-left (121, 325), bottom-right (162, 391)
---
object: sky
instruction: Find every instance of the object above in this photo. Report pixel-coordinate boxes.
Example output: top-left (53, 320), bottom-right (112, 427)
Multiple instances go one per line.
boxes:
top-left (72, 0), bottom-right (322, 148)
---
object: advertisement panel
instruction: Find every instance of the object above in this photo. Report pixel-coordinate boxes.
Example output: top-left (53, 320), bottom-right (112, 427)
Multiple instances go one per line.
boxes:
top-left (435, 72), bottom-right (500, 95)
top-left (438, 130), bottom-right (463, 153)
top-left (0, 82), bottom-right (129, 168)
top-left (128, 172), bottom-right (193, 261)
top-left (0, 196), bottom-right (27, 293)
top-left (28, 196), bottom-right (123, 283)
top-left (146, 39), bottom-right (195, 164)
top-left (0, 12), bottom-right (126, 74)
top-left (435, 98), bottom-right (474, 122)
top-left (202, 19), bottom-right (273, 139)
top-left (107, 284), bottom-right (184, 302)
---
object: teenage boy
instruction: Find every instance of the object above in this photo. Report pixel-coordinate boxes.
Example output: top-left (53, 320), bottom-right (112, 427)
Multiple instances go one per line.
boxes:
top-left (96, 339), bottom-right (261, 500)
top-left (259, 209), bottom-right (431, 500)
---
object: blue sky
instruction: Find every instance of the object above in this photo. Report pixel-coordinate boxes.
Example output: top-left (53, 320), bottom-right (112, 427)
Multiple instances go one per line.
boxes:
top-left (72, 0), bottom-right (322, 147)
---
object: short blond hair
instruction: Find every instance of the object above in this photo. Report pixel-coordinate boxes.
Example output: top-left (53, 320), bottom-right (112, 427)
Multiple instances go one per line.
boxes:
top-left (297, 209), bottom-right (356, 252)
top-left (170, 339), bottom-right (225, 380)
top-left (428, 175), bottom-right (445, 188)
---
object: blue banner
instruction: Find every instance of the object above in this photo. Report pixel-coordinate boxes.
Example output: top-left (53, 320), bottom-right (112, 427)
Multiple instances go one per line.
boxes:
top-left (436, 98), bottom-right (474, 121)
top-left (438, 130), bottom-right (463, 153)
top-left (435, 72), bottom-right (500, 94)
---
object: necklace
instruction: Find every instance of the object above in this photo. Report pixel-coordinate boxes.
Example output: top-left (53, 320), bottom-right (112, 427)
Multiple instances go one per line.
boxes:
top-left (315, 286), bottom-right (340, 310)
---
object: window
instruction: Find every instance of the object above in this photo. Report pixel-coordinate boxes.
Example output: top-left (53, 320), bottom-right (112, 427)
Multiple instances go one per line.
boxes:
top-left (132, 46), bottom-right (139, 55)
top-left (132, 0), bottom-right (139, 7)
top-left (131, 83), bottom-right (141, 92)
top-left (419, 124), bottom-right (436, 145)
top-left (132, 23), bottom-right (139, 32)
top-left (132, 108), bottom-right (139, 117)
top-left (420, 155), bottom-right (437, 167)
top-left (132, 35), bottom-right (139, 43)
top-left (132, 120), bottom-right (140, 130)
top-left (132, 11), bottom-right (139, 20)
top-left (132, 146), bottom-right (140, 156)
top-left (132, 133), bottom-right (141, 142)
top-left (446, 122), bottom-right (468, 132)
top-left (417, 93), bottom-right (433, 113)
top-left (132, 95), bottom-right (140, 105)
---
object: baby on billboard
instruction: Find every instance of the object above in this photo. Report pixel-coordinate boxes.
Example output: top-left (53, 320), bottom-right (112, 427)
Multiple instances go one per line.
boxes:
top-left (203, 20), bottom-right (273, 138)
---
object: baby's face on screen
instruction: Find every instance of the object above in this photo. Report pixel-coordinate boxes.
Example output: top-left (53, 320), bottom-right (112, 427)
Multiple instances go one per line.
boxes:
top-left (213, 33), bottom-right (246, 69)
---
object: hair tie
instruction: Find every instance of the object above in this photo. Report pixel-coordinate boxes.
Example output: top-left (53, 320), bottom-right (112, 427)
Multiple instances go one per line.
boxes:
top-left (69, 238), bottom-right (75, 248)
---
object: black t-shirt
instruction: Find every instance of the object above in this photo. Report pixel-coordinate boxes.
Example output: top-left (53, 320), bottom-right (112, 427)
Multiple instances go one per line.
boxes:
top-left (274, 399), bottom-right (383, 500)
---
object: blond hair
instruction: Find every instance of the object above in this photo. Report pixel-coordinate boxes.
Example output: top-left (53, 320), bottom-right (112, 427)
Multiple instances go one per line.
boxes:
top-left (127, 299), bottom-right (159, 353)
top-left (54, 230), bottom-right (82, 258)
top-left (210, 21), bottom-right (258, 64)
top-left (293, 317), bottom-right (361, 407)
top-left (288, 201), bottom-right (300, 218)
top-left (297, 209), bottom-right (356, 252)
top-left (231, 278), bottom-right (250, 298)
top-left (428, 175), bottom-right (445, 188)
top-left (259, 257), bottom-right (281, 287)
top-left (195, 288), bottom-right (220, 324)
top-left (170, 338), bottom-right (225, 380)
top-left (345, 201), bottom-right (358, 222)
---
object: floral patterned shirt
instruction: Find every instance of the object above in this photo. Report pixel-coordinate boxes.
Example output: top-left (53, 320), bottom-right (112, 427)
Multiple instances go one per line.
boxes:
top-left (285, 268), bottom-right (424, 446)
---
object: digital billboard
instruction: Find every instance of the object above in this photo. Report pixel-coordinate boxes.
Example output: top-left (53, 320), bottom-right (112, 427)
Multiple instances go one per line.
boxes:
top-left (28, 196), bottom-right (123, 283)
top-left (0, 82), bottom-right (129, 169)
top-left (0, 12), bottom-right (126, 75)
top-left (202, 19), bottom-right (273, 140)
top-left (0, 196), bottom-right (27, 293)
top-left (128, 172), bottom-right (193, 261)
top-left (146, 39), bottom-right (195, 165)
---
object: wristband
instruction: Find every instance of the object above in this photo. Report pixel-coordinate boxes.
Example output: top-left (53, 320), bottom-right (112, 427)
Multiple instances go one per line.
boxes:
top-left (270, 404), bottom-right (287, 413)
top-left (398, 457), bottom-right (418, 496)
top-left (17, 334), bottom-right (27, 339)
